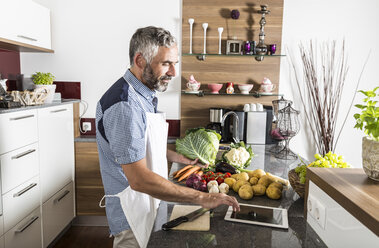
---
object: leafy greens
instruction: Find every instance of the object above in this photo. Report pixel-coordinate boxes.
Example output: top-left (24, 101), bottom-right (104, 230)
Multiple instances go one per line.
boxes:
top-left (176, 128), bottom-right (221, 166)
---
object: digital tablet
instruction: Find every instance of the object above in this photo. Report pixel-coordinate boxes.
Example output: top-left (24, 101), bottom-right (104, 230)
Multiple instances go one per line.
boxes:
top-left (224, 203), bottom-right (288, 229)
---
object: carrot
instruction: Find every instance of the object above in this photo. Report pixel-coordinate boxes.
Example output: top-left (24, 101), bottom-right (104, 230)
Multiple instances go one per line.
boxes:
top-left (178, 166), bottom-right (201, 182)
top-left (173, 165), bottom-right (193, 179)
top-left (197, 170), bottom-right (204, 176)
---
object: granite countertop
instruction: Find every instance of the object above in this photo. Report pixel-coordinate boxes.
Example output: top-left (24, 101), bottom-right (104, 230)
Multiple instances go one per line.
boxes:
top-left (0, 99), bottom-right (80, 114)
top-left (147, 145), bottom-right (327, 248)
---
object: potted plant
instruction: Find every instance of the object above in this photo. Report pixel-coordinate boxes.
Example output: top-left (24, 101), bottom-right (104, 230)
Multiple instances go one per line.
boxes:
top-left (32, 72), bottom-right (56, 103)
top-left (354, 86), bottom-right (379, 181)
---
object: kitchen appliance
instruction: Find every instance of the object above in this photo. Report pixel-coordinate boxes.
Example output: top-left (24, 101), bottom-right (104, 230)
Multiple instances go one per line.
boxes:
top-left (245, 106), bottom-right (274, 145)
top-left (16, 74), bottom-right (35, 91)
top-left (0, 83), bottom-right (22, 108)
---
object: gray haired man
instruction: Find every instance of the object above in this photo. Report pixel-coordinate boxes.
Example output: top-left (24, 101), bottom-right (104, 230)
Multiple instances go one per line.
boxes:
top-left (96, 26), bottom-right (240, 248)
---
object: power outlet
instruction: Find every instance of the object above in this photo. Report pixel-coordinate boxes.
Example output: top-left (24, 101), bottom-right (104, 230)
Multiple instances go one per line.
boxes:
top-left (83, 122), bottom-right (92, 132)
top-left (315, 200), bottom-right (326, 229)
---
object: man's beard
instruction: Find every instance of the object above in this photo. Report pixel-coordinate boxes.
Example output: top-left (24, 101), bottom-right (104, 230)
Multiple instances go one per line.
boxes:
top-left (142, 64), bottom-right (172, 92)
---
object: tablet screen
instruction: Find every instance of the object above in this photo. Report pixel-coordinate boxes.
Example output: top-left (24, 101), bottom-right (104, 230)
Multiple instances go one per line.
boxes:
top-left (225, 203), bottom-right (288, 229)
top-left (230, 204), bottom-right (283, 225)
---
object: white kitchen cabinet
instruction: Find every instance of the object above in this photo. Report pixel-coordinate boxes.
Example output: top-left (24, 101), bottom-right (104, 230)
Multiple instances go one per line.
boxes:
top-left (42, 181), bottom-right (74, 247)
top-left (0, 143), bottom-right (39, 194)
top-left (0, 235), bottom-right (4, 248)
top-left (4, 207), bottom-right (41, 248)
top-left (38, 104), bottom-right (74, 203)
top-left (3, 176), bottom-right (40, 233)
top-left (0, 215), bottom-right (4, 237)
top-left (0, 0), bottom-right (52, 50)
top-left (0, 109), bottom-right (38, 155)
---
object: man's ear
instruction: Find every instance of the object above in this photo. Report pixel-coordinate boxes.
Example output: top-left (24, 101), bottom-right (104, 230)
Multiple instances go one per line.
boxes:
top-left (134, 53), bottom-right (146, 69)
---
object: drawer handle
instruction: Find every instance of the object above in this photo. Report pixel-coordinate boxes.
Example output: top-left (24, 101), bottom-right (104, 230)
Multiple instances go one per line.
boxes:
top-left (15, 216), bottom-right (39, 233)
top-left (11, 149), bottom-right (36, 160)
top-left (9, 114), bottom-right (35, 121)
top-left (54, 190), bottom-right (70, 203)
top-left (17, 35), bottom-right (38, 42)
top-left (50, 108), bottom-right (67, 113)
top-left (13, 183), bottom-right (37, 198)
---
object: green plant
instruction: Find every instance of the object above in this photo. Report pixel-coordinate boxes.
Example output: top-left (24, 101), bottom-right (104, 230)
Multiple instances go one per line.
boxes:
top-left (32, 72), bottom-right (55, 85)
top-left (354, 87), bottom-right (379, 141)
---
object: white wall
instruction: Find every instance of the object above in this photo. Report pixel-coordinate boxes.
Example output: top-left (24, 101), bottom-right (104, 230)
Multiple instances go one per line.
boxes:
top-left (21, 0), bottom-right (378, 167)
top-left (280, 0), bottom-right (379, 167)
top-left (20, 0), bottom-right (182, 119)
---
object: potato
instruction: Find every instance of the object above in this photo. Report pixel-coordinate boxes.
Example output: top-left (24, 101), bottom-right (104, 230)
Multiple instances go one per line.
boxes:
top-left (252, 184), bottom-right (266, 196)
top-left (251, 169), bottom-right (266, 179)
top-left (266, 172), bottom-right (289, 186)
top-left (247, 170), bottom-right (255, 179)
top-left (249, 176), bottom-right (259, 185)
top-left (269, 182), bottom-right (283, 191)
top-left (224, 178), bottom-right (236, 188)
top-left (266, 186), bottom-right (282, 200)
top-left (231, 174), bottom-right (239, 180)
top-left (236, 172), bottom-right (249, 182)
top-left (258, 175), bottom-right (272, 187)
top-left (233, 180), bottom-right (249, 193)
top-left (238, 185), bottom-right (254, 200)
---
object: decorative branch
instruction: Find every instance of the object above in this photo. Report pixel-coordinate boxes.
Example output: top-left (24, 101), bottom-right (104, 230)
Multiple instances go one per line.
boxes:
top-left (288, 40), bottom-right (357, 156)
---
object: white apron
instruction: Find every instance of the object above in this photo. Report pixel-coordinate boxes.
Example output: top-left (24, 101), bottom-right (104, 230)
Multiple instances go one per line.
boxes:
top-left (100, 82), bottom-right (168, 248)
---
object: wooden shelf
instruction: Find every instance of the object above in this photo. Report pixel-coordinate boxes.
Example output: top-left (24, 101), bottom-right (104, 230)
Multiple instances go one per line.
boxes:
top-left (181, 90), bottom-right (283, 98)
top-left (183, 53), bottom-right (285, 61)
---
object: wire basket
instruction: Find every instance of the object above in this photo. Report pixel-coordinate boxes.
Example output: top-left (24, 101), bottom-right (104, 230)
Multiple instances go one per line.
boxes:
top-left (288, 169), bottom-right (305, 198)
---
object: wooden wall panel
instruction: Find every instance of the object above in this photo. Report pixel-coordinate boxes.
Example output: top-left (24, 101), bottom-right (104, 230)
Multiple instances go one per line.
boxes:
top-left (75, 142), bottom-right (105, 216)
top-left (181, 0), bottom-right (284, 136)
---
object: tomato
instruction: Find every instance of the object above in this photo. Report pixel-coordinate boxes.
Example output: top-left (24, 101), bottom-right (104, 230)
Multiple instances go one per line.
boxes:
top-left (225, 172), bottom-right (231, 178)
top-left (201, 180), bottom-right (207, 184)
top-left (216, 177), bottom-right (224, 184)
top-left (209, 176), bottom-right (215, 181)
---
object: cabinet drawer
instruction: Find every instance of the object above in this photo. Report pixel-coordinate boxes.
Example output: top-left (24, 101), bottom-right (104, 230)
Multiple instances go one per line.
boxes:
top-left (0, 110), bottom-right (38, 155)
top-left (1, 143), bottom-right (39, 194)
top-left (3, 176), bottom-right (40, 233)
top-left (0, 235), bottom-right (3, 248)
top-left (42, 181), bottom-right (74, 247)
top-left (4, 207), bottom-right (41, 248)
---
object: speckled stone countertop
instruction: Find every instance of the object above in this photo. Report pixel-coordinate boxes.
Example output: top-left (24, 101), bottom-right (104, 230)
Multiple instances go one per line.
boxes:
top-left (147, 145), bottom-right (326, 248)
top-left (0, 99), bottom-right (80, 114)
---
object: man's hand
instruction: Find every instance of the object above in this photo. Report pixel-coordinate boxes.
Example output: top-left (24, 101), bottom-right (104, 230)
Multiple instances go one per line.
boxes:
top-left (198, 193), bottom-right (240, 212)
top-left (167, 150), bottom-right (208, 168)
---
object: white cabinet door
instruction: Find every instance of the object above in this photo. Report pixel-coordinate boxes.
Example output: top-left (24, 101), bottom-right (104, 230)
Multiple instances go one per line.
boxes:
top-left (0, 0), bottom-right (51, 50)
top-left (3, 176), bottom-right (40, 233)
top-left (38, 104), bottom-right (74, 203)
top-left (0, 142), bottom-right (39, 194)
top-left (42, 181), bottom-right (74, 247)
top-left (0, 109), bottom-right (38, 155)
top-left (0, 235), bottom-right (4, 248)
top-left (4, 207), bottom-right (41, 248)
top-left (0, 214), bottom-right (4, 237)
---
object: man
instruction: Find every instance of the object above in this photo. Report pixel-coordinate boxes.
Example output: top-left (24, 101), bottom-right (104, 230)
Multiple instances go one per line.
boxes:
top-left (96, 26), bottom-right (239, 248)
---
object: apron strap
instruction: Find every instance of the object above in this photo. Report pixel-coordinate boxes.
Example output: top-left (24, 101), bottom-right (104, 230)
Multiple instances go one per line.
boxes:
top-left (99, 195), bottom-right (119, 208)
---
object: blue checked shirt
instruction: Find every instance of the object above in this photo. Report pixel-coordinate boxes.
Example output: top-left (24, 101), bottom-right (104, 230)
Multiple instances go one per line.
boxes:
top-left (96, 70), bottom-right (157, 235)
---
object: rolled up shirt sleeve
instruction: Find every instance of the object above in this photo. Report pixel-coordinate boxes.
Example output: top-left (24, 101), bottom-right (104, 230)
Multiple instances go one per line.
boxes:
top-left (103, 100), bottom-right (146, 164)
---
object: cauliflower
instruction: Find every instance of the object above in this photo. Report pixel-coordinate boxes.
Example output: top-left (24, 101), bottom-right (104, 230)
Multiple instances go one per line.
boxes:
top-left (224, 147), bottom-right (250, 167)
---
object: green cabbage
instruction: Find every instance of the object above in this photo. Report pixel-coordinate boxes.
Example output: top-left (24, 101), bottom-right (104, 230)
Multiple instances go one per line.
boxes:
top-left (176, 128), bottom-right (221, 166)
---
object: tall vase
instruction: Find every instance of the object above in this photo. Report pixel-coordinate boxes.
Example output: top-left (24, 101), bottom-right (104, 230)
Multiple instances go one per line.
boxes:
top-left (362, 136), bottom-right (379, 181)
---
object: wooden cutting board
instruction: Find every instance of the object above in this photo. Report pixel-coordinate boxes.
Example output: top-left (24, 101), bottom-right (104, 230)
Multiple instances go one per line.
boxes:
top-left (169, 205), bottom-right (210, 231)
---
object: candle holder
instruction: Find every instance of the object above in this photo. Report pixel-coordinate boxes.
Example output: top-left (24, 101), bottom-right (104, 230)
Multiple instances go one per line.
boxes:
top-left (196, 23), bottom-right (208, 60)
top-left (188, 18), bottom-right (194, 54)
top-left (274, 103), bottom-right (300, 160)
top-left (218, 27), bottom-right (224, 55)
top-left (255, 5), bottom-right (270, 61)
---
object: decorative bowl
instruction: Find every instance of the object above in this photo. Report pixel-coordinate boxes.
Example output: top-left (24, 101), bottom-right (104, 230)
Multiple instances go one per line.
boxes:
top-left (207, 83), bottom-right (223, 94)
top-left (288, 169), bottom-right (305, 198)
top-left (237, 84), bottom-right (253, 94)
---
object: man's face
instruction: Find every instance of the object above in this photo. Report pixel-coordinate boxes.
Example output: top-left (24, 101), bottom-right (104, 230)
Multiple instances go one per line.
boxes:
top-left (142, 44), bottom-right (178, 92)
